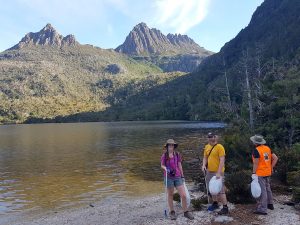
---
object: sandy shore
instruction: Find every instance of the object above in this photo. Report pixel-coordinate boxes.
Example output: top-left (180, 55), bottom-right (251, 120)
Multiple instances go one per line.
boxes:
top-left (2, 192), bottom-right (299, 225)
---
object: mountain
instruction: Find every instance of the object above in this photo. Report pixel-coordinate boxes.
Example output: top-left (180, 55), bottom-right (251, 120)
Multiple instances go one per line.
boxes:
top-left (0, 24), bottom-right (184, 124)
top-left (71, 0), bottom-right (300, 126)
top-left (115, 23), bottom-right (213, 72)
top-left (116, 22), bottom-right (208, 56)
top-left (9, 23), bottom-right (78, 50)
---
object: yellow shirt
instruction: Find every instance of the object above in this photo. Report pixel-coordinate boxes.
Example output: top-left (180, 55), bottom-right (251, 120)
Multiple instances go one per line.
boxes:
top-left (203, 143), bottom-right (225, 172)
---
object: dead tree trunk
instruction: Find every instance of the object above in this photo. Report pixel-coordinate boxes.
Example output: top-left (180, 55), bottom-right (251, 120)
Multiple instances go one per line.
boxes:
top-left (243, 49), bottom-right (254, 130)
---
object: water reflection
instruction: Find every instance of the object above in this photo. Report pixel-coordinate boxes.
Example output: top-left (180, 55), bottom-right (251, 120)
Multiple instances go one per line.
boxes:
top-left (0, 121), bottom-right (224, 214)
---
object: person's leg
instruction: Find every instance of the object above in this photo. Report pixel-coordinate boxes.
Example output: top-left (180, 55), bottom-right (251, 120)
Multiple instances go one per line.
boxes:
top-left (266, 176), bottom-right (274, 210)
top-left (176, 184), bottom-right (187, 211)
top-left (217, 175), bottom-right (229, 214)
top-left (176, 181), bottom-right (194, 220)
top-left (256, 176), bottom-right (268, 214)
top-left (167, 187), bottom-right (175, 211)
top-left (206, 171), bottom-right (219, 211)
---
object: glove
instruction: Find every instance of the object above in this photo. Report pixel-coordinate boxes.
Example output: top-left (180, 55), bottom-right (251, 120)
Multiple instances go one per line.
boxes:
top-left (251, 174), bottom-right (258, 180)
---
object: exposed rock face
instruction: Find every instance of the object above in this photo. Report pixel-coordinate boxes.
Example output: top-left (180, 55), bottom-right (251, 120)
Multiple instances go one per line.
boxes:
top-left (9, 24), bottom-right (78, 50)
top-left (116, 23), bottom-right (211, 56)
top-left (116, 22), bottom-right (213, 72)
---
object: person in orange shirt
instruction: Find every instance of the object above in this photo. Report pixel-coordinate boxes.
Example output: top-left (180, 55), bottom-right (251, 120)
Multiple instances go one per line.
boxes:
top-left (250, 135), bottom-right (278, 215)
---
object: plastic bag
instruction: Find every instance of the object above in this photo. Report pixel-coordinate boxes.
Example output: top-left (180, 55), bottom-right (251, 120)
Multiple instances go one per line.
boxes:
top-left (251, 176), bottom-right (261, 198)
top-left (209, 176), bottom-right (222, 195)
top-left (181, 182), bottom-right (191, 208)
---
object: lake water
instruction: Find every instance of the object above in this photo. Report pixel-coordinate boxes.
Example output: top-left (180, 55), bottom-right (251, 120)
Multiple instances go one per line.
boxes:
top-left (0, 121), bottom-right (224, 216)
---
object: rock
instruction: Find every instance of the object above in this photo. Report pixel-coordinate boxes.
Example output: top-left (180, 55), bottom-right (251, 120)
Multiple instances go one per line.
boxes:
top-left (9, 23), bottom-right (78, 50)
top-left (214, 215), bottom-right (234, 223)
top-left (115, 23), bottom-right (213, 68)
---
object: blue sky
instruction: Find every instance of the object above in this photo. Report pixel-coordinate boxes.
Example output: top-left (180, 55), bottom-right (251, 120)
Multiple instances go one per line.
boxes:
top-left (0, 0), bottom-right (264, 53)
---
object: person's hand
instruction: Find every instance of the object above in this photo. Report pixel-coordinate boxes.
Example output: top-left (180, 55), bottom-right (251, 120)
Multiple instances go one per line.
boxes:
top-left (251, 174), bottom-right (258, 180)
top-left (181, 176), bottom-right (185, 182)
top-left (201, 165), bottom-right (207, 172)
top-left (166, 168), bottom-right (170, 174)
top-left (216, 173), bottom-right (221, 179)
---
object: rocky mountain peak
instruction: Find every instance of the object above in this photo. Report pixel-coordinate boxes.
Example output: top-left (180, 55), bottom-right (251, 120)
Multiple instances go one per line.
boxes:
top-left (115, 22), bottom-right (211, 56)
top-left (9, 24), bottom-right (78, 50)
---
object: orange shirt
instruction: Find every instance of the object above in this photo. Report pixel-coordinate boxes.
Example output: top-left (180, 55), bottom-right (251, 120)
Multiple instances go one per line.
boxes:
top-left (252, 145), bottom-right (272, 176)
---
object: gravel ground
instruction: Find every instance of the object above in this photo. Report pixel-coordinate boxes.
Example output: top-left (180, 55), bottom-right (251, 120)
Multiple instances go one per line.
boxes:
top-left (1, 193), bottom-right (299, 225)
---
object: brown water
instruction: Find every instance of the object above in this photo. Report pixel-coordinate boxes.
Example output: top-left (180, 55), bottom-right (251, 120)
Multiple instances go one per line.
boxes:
top-left (0, 121), bottom-right (224, 215)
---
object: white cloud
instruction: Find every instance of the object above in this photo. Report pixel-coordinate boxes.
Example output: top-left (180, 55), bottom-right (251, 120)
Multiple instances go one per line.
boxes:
top-left (14, 0), bottom-right (211, 34)
top-left (152, 0), bottom-right (211, 33)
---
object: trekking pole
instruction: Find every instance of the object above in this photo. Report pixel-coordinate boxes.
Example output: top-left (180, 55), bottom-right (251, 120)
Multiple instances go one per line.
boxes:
top-left (203, 169), bottom-right (209, 205)
top-left (164, 169), bottom-right (168, 218)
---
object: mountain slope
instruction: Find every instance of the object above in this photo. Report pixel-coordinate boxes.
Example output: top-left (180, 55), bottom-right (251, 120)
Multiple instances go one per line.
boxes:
top-left (71, 0), bottom-right (300, 125)
top-left (0, 24), bottom-right (183, 123)
top-left (115, 23), bottom-right (213, 72)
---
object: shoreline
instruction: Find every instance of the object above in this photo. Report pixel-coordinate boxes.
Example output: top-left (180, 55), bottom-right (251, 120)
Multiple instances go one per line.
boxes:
top-left (2, 192), bottom-right (299, 225)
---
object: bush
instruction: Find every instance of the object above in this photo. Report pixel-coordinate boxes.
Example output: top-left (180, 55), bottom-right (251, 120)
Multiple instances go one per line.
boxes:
top-left (287, 171), bottom-right (300, 186)
top-left (191, 197), bottom-right (206, 210)
top-left (225, 170), bottom-right (255, 203)
top-left (173, 193), bottom-right (180, 202)
top-left (292, 187), bottom-right (300, 203)
top-left (275, 145), bottom-right (300, 183)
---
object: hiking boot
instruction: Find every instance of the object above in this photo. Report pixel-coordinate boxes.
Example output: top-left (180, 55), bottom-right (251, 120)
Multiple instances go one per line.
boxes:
top-left (267, 204), bottom-right (274, 210)
top-left (253, 210), bottom-right (267, 215)
top-left (169, 210), bottom-right (177, 220)
top-left (184, 211), bottom-right (194, 220)
top-left (218, 207), bottom-right (229, 215)
top-left (208, 202), bottom-right (219, 211)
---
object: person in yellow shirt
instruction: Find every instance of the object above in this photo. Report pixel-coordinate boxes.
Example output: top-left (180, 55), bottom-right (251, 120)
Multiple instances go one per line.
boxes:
top-left (201, 132), bottom-right (228, 214)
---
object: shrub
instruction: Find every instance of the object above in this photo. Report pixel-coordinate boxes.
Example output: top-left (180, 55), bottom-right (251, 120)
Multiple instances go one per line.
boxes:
top-left (225, 170), bottom-right (255, 204)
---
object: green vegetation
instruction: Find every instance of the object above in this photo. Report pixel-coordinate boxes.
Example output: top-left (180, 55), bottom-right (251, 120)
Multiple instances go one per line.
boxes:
top-left (0, 45), bottom-right (186, 123)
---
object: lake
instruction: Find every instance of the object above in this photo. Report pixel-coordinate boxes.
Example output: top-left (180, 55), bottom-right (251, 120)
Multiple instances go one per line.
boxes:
top-left (0, 121), bottom-right (224, 215)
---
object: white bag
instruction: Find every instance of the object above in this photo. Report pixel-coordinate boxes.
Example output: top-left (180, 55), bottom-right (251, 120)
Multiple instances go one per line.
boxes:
top-left (181, 182), bottom-right (191, 208)
top-left (209, 176), bottom-right (222, 195)
top-left (251, 176), bottom-right (261, 198)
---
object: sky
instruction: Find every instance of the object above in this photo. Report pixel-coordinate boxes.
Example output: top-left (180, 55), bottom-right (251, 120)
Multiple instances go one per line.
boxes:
top-left (0, 0), bottom-right (264, 53)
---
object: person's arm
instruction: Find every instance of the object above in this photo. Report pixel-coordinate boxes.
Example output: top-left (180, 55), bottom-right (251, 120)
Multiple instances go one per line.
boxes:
top-left (161, 155), bottom-right (167, 171)
top-left (202, 156), bottom-right (208, 172)
top-left (178, 162), bottom-right (184, 178)
top-left (216, 156), bottom-right (225, 178)
top-left (252, 158), bottom-right (259, 174)
top-left (252, 148), bottom-right (260, 174)
top-left (271, 153), bottom-right (278, 172)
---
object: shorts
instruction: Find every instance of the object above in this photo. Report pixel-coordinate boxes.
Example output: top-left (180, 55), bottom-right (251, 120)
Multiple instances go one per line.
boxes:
top-left (205, 171), bottom-right (226, 195)
top-left (164, 177), bottom-right (184, 188)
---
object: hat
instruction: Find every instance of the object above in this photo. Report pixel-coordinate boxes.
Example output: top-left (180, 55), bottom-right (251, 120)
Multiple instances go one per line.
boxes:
top-left (207, 132), bottom-right (215, 138)
top-left (165, 139), bottom-right (178, 148)
top-left (250, 135), bottom-right (266, 145)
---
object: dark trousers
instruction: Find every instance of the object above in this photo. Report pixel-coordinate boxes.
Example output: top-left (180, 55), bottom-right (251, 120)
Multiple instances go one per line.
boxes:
top-left (257, 176), bottom-right (273, 213)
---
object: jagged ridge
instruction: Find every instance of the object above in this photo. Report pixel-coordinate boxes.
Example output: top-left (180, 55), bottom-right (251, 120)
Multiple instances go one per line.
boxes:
top-left (9, 24), bottom-right (78, 50)
top-left (115, 22), bottom-right (211, 56)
